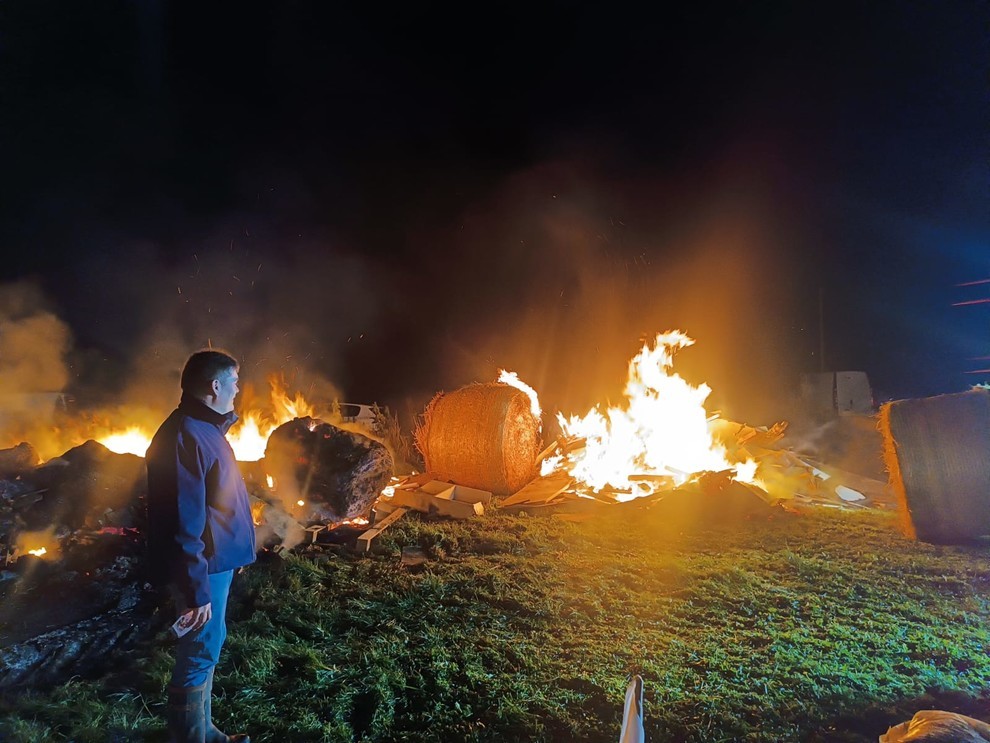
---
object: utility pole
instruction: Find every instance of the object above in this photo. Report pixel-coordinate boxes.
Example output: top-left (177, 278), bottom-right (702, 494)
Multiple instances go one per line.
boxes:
top-left (818, 286), bottom-right (825, 373)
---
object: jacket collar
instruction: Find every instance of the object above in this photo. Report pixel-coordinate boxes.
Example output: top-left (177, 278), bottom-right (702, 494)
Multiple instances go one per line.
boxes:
top-left (178, 393), bottom-right (239, 434)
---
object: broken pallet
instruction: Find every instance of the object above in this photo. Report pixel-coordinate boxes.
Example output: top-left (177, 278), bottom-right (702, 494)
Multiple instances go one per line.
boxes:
top-left (357, 506), bottom-right (410, 552)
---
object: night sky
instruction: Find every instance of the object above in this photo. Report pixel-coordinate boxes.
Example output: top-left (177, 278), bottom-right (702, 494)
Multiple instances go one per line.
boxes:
top-left (0, 2), bottom-right (987, 428)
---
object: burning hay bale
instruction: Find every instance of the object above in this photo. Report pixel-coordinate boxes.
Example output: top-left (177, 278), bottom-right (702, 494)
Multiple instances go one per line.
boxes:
top-left (263, 416), bottom-right (394, 522)
top-left (414, 382), bottom-right (541, 496)
top-left (879, 388), bottom-right (990, 544)
top-left (880, 710), bottom-right (990, 742)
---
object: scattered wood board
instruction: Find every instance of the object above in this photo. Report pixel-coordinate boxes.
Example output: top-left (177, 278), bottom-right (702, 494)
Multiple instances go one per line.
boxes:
top-left (357, 506), bottom-right (409, 552)
top-left (392, 472), bottom-right (434, 490)
top-left (419, 480), bottom-right (493, 506)
top-left (373, 498), bottom-right (404, 517)
top-left (499, 471), bottom-right (574, 506)
top-left (390, 487), bottom-right (484, 519)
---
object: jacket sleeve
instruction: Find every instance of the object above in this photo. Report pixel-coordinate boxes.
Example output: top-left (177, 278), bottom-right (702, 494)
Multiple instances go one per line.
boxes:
top-left (173, 430), bottom-right (211, 608)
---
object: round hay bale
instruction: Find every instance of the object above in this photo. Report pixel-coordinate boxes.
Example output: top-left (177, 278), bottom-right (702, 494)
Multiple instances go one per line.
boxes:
top-left (879, 388), bottom-right (990, 544)
top-left (414, 383), bottom-right (542, 496)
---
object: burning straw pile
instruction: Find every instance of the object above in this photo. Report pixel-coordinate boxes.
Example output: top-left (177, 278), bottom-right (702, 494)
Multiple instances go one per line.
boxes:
top-left (390, 332), bottom-right (892, 524)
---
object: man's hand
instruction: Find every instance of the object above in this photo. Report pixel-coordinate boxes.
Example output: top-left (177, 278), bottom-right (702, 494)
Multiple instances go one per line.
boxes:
top-left (178, 602), bottom-right (212, 633)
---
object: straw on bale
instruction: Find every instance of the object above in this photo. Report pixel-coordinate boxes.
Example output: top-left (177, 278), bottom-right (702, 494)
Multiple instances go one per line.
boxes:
top-left (878, 388), bottom-right (990, 544)
top-left (414, 382), bottom-right (542, 496)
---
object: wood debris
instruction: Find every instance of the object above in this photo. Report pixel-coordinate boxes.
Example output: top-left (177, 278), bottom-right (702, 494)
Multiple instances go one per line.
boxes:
top-left (357, 506), bottom-right (409, 553)
top-left (378, 476), bottom-right (492, 520)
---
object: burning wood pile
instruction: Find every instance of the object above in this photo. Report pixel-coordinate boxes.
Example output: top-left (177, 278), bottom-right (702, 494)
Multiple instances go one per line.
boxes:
top-left (0, 382), bottom-right (393, 689)
top-left (374, 330), bottom-right (893, 531)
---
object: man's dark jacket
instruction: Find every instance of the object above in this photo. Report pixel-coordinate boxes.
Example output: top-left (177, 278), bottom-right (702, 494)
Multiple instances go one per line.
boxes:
top-left (146, 394), bottom-right (257, 607)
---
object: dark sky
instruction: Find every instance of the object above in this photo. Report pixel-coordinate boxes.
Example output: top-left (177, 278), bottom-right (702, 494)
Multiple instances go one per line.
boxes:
top-left (0, 1), bottom-right (987, 425)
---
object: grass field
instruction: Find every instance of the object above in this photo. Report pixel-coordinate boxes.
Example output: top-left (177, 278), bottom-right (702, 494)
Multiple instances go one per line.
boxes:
top-left (3, 502), bottom-right (990, 742)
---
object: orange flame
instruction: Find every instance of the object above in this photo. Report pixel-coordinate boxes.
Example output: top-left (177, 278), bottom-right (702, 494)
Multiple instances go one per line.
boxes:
top-left (224, 376), bottom-right (317, 461)
top-left (100, 427), bottom-right (153, 457)
top-left (14, 527), bottom-right (60, 561)
top-left (251, 500), bottom-right (266, 526)
top-left (546, 331), bottom-right (758, 501)
top-left (83, 375), bottom-right (319, 462)
top-left (498, 369), bottom-right (542, 419)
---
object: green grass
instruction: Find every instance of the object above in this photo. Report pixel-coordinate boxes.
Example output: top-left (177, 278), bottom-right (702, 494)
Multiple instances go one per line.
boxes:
top-left (3, 505), bottom-right (990, 742)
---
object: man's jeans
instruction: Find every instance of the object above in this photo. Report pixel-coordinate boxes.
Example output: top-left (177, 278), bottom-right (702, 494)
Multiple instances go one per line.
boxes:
top-left (170, 570), bottom-right (234, 688)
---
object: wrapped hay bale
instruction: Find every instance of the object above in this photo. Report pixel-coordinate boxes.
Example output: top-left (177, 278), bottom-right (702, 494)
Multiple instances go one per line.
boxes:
top-left (879, 388), bottom-right (990, 543)
top-left (415, 382), bottom-right (542, 496)
top-left (879, 709), bottom-right (990, 742)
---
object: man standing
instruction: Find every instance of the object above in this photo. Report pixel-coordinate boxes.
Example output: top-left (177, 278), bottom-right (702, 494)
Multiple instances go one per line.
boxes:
top-left (147, 350), bottom-right (256, 743)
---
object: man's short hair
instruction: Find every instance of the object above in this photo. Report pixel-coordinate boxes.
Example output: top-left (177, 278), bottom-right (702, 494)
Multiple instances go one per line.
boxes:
top-left (180, 350), bottom-right (239, 396)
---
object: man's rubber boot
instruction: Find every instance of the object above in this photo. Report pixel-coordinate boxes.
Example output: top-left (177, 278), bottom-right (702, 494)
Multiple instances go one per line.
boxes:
top-left (205, 668), bottom-right (251, 743)
top-left (166, 683), bottom-right (208, 743)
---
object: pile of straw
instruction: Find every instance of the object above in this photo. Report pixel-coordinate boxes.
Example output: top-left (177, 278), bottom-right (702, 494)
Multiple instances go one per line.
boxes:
top-left (879, 388), bottom-right (990, 543)
top-left (414, 382), bottom-right (542, 496)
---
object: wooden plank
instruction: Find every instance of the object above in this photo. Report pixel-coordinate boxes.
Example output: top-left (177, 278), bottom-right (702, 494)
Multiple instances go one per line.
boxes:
top-left (390, 488), bottom-right (484, 519)
top-left (370, 505), bottom-right (410, 531)
top-left (449, 484), bottom-right (493, 506)
top-left (394, 472), bottom-right (434, 490)
top-left (422, 484), bottom-right (456, 500)
top-left (303, 524), bottom-right (326, 543)
top-left (535, 438), bottom-right (562, 463)
top-left (373, 498), bottom-right (403, 516)
top-left (357, 506), bottom-right (409, 552)
top-left (415, 479), bottom-right (493, 506)
top-left (499, 471), bottom-right (574, 506)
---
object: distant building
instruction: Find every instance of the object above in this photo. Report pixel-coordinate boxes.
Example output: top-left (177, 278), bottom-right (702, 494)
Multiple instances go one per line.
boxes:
top-left (800, 371), bottom-right (874, 417)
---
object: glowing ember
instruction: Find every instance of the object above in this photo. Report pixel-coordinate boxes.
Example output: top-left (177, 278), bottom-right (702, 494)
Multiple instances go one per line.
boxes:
top-left (99, 427), bottom-right (153, 456)
top-left (498, 369), bottom-right (542, 419)
top-left (14, 527), bottom-right (59, 561)
top-left (266, 474), bottom-right (275, 489)
top-left (546, 331), bottom-right (758, 501)
top-left (296, 500), bottom-right (305, 507)
top-left (335, 517), bottom-right (369, 527)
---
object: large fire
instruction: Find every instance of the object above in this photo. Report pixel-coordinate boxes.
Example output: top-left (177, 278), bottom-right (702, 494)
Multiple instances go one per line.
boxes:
top-left (4, 333), bottom-right (760, 510)
top-left (540, 331), bottom-right (759, 502)
top-left (47, 376), bottom-right (319, 462)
